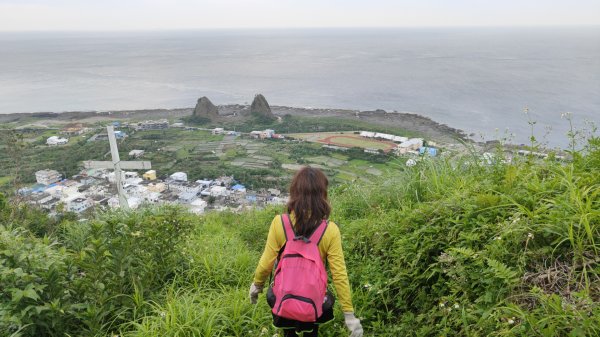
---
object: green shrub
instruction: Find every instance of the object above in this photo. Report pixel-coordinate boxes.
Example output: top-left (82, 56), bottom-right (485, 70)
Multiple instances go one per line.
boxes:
top-left (0, 226), bottom-right (83, 337)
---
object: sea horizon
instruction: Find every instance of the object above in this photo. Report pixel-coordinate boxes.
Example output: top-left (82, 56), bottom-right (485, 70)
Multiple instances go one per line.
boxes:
top-left (1, 27), bottom-right (599, 147)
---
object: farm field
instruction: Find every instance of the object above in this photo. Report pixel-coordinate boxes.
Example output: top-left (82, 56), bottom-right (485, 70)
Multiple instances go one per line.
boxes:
top-left (287, 131), bottom-right (398, 152)
top-left (1, 125), bottom-right (411, 192)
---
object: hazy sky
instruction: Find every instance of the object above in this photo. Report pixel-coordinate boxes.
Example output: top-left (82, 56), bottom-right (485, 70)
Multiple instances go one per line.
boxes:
top-left (0, 0), bottom-right (599, 31)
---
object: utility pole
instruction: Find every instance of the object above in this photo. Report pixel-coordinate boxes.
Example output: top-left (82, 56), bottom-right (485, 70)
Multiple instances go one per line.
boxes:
top-left (83, 126), bottom-right (151, 210)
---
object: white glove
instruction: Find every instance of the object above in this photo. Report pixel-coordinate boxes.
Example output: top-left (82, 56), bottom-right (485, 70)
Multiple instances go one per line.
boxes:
top-left (344, 312), bottom-right (363, 337)
top-left (249, 283), bottom-right (263, 304)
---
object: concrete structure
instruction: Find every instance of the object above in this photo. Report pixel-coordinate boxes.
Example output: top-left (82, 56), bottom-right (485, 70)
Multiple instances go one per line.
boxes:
top-left (61, 123), bottom-right (86, 136)
top-left (398, 138), bottom-right (424, 153)
top-left (46, 136), bottom-right (69, 146)
top-left (267, 188), bottom-right (281, 197)
top-left (143, 170), bottom-right (157, 181)
top-left (262, 129), bottom-right (275, 138)
top-left (170, 172), bottom-right (188, 182)
top-left (196, 179), bottom-right (214, 188)
top-left (209, 185), bottom-right (228, 197)
top-left (68, 197), bottom-right (92, 213)
top-left (143, 170), bottom-right (157, 180)
top-left (190, 199), bottom-right (208, 214)
top-left (134, 120), bottom-right (169, 131)
top-left (212, 128), bottom-right (225, 135)
top-left (231, 184), bottom-right (246, 194)
top-left (35, 170), bottom-right (62, 185)
top-left (146, 182), bottom-right (167, 193)
top-left (129, 150), bottom-right (145, 158)
top-left (393, 136), bottom-right (409, 143)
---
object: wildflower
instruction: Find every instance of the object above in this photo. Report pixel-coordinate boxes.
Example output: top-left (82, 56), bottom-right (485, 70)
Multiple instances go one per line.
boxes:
top-left (131, 231), bottom-right (142, 237)
top-left (508, 318), bottom-right (514, 324)
top-left (439, 302), bottom-right (445, 308)
top-left (561, 112), bottom-right (573, 119)
top-left (363, 283), bottom-right (372, 290)
top-left (454, 303), bottom-right (460, 309)
top-left (527, 233), bottom-right (534, 239)
top-left (493, 236), bottom-right (502, 241)
top-left (160, 312), bottom-right (166, 318)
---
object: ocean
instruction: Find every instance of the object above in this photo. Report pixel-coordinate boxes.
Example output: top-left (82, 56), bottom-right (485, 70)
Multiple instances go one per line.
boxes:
top-left (1, 27), bottom-right (599, 147)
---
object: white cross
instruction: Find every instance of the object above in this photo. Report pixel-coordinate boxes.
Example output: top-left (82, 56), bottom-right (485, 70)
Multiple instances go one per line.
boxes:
top-left (83, 126), bottom-right (151, 210)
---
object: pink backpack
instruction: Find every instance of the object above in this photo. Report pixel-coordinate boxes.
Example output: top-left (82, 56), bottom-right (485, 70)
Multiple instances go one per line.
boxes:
top-left (270, 214), bottom-right (329, 322)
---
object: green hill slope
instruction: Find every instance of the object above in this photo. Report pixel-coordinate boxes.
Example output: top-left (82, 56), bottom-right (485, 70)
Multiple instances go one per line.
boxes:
top-left (1, 137), bottom-right (599, 336)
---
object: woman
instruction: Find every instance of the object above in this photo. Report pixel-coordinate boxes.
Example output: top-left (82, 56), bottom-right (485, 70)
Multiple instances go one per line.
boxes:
top-left (249, 167), bottom-right (363, 337)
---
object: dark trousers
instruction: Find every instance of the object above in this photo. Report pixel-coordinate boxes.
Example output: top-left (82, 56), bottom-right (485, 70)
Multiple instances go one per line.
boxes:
top-left (282, 326), bottom-right (318, 337)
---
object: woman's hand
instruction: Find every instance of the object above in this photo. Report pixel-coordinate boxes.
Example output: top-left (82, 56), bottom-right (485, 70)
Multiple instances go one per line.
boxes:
top-left (249, 283), bottom-right (263, 304)
top-left (344, 312), bottom-right (363, 337)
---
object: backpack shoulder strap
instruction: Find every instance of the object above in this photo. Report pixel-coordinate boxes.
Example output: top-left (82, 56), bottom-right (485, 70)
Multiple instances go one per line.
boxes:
top-left (281, 214), bottom-right (296, 242)
top-left (309, 219), bottom-right (329, 246)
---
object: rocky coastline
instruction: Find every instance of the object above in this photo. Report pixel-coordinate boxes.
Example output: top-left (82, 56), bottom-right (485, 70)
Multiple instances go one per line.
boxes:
top-left (0, 104), bottom-right (469, 144)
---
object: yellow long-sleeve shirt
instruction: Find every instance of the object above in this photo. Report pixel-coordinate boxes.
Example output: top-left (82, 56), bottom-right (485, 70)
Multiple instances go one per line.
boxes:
top-left (253, 214), bottom-right (354, 313)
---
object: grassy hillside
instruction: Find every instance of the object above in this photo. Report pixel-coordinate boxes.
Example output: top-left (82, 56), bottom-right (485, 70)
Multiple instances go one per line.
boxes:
top-left (1, 136), bottom-right (599, 336)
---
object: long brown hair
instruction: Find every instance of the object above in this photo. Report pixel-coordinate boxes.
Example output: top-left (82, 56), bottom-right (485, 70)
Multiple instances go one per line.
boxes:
top-left (286, 166), bottom-right (331, 237)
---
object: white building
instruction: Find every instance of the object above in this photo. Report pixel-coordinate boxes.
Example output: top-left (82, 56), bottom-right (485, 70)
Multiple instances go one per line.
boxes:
top-left (129, 150), bottom-right (145, 158)
top-left (263, 129), bottom-right (275, 138)
top-left (360, 131), bottom-right (376, 138)
top-left (375, 133), bottom-right (394, 141)
top-left (46, 136), bottom-right (68, 146)
top-left (68, 197), bottom-right (92, 213)
top-left (267, 188), bottom-right (281, 197)
top-left (189, 199), bottom-right (208, 214)
top-left (268, 196), bottom-right (288, 205)
top-left (196, 179), bottom-right (214, 188)
top-left (134, 119), bottom-right (169, 131)
top-left (170, 172), bottom-right (188, 182)
top-left (398, 138), bottom-right (424, 153)
top-left (169, 182), bottom-right (200, 194)
top-left (35, 169), bottom-right (62, 185)
top-left (212, 128), bottom-right (225, 135)
top-left (393, 136), bottom-right (409, 143)
top-left (209, 185), bottom-right (229, 197)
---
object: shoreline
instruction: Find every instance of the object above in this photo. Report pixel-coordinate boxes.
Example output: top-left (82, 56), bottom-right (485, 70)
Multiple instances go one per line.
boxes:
top-left (0, 104), bottom-right (470, 145)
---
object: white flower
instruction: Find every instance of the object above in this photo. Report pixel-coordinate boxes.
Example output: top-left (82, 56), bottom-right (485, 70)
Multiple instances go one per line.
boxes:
top-left (363, 283), bottom-right (372, 289)
top-left (527, 233), bottom-right (534, 239)
top-left (494, 236), bottom-right (502, 241)
top-left (561, 112), bottom-right (573, 119)
top-left (454, 303), bottom-right (460, 309)
top-left (439, 302), bottom-right (445, 308)
top-left (508, 319), bottom-right (515, 325)
top-left (160, 312), bottom-right (166, 318)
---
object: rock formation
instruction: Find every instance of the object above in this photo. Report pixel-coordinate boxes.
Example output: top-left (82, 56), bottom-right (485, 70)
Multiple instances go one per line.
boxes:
top-left (249, 94), bottom-right (275, 119)
top-left (193, 96), bottom-right (219, 119)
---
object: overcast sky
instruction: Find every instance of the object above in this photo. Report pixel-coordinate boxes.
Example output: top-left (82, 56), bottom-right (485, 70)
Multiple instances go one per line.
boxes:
top-left (0, 0), bottom-right (599, 31)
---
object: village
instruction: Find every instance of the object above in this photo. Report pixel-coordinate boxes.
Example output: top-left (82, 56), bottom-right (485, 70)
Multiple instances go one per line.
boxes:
top-left (20, 167), bottom-right (289, 216)
top-left (15, 116), bottom-right (446, 217)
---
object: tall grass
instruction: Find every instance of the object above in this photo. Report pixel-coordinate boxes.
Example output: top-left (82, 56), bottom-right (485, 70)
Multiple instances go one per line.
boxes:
top-left (1, 136), bottom-right (598, 336)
